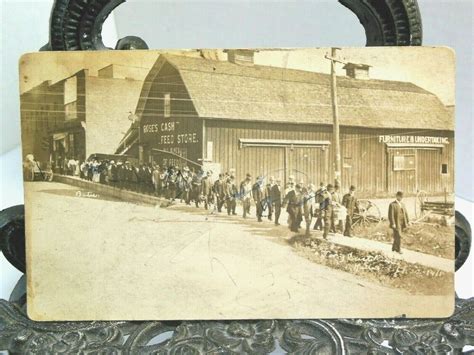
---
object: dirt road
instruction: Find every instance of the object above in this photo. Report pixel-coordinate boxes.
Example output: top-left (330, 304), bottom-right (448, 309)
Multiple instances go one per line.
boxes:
top-left (25, 182), bottom-right (453, 320)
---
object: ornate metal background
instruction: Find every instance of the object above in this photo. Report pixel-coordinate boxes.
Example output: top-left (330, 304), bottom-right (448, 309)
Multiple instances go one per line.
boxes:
top-left (2, 1), bottom-right (473, 353)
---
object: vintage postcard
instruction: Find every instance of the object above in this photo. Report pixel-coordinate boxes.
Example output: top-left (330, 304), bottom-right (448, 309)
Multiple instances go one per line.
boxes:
top-left (20, 47), bottom-right (455, 320)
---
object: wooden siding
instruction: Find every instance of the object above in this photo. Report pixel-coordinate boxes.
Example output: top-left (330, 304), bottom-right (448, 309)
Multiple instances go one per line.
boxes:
top-left (205, 120), bottom-right (454, 197)
top-left (205, 120), bottom-right (333, 186)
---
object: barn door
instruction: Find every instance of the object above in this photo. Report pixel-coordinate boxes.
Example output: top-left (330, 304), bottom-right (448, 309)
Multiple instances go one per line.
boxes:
top-left (241, 146), bottom-right (286, 183)
top-left (416, 148), bottom-right (443, 193)
top-left (387, 148), bottom-right (417, 194)
top-left (287, 147), bottom-right (327, 186)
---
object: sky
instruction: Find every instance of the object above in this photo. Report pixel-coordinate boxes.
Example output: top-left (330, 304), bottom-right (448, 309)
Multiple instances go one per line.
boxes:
top-left (19, 47), bottom-right (455, 105)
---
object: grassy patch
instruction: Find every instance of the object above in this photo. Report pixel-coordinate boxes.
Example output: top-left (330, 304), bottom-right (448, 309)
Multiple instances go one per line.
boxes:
top-left (352, 220), bottom-right (454, 259)
top-left (288, 234), bottom-right (453, 295)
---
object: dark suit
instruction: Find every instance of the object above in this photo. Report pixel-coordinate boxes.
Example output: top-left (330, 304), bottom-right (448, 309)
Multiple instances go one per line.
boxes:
top-left (321, 191), bottom-right (335, 239)
top-left (252, 183), bottom-right (265, 221)
top-left (342, 193), bottom-right (358, 237)
top-left (284, 190), bottom-right (303, 232)
top-left (214, 179), bottom-right (226, 212)
top-left (388, 200), bottom-right (409, 252)
top-left (265, 184), bottom-right (273, 220)
top-left (201, 176), bottom-right (212, 209)
top-left (225, 179), bottom-right (238, 215)
top-left (270, 184), bottom-right (282, 225)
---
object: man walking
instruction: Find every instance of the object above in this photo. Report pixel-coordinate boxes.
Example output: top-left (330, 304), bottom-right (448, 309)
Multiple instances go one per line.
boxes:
top-left (270, 179), bottom-right (282, 225)
top-left (283, 183), bottom-right (303, 232)
top-left (303, 184), bottom-right (316, 236)
top-left (265, 177), bottom-right (275, 221)
top-left (321, 184), bottom-right (336, 239)
top-left (240, 174), bottom-right (253, 218)
top-left (388, 191), bottom-right (410, 254)
top-left (213, 173), bottom-right (226, 213)
top-left (225, 175), bottom-right (238, 215)
top-left (342, 185), bottom-right (358, 237)
top-left (313, 182), bottom-right (326, 231)
top-left (200, 170), bottom-right (213, 210)
top-left (252, 176), bottom-right (265, 222)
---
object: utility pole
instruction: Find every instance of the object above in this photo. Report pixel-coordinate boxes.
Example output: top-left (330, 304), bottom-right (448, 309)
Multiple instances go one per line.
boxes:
top-left (325, 48), bottom-right (343, 187)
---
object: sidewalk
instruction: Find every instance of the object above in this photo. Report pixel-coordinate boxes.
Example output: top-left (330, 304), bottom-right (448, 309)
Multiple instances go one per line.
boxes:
top-left (174, 201), bottom-right (454, 273)
top-left (321, 232), bottom-right (453, 272)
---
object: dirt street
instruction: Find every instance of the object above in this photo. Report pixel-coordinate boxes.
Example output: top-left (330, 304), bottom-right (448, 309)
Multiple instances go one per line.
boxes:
top-left (25, 182), bottom-right (453, 320)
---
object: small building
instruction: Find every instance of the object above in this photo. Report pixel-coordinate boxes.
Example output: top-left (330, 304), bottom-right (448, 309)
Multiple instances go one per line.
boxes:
top-left (117, 52), bottom-right (454, 197)
top-left (21, 65), bottom-right (146, 167)
top-left (20, 80), bottom-right (64, 163)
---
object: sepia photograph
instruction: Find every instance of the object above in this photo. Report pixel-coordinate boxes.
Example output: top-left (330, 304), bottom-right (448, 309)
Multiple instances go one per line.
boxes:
top-left (20, 47), bottom-right (455, 320)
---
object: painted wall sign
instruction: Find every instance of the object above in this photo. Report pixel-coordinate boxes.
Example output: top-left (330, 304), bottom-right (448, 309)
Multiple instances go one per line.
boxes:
top-left (378, 135), bottom-right (449, 145)
top-left (141, 119), bottom-right (200, 146)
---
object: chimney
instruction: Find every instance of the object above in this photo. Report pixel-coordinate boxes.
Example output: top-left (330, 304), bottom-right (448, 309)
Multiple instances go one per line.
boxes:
top-left (343, 62), bottom-right (371, 80)
top-left (224, 49), bottom-right (256, 65)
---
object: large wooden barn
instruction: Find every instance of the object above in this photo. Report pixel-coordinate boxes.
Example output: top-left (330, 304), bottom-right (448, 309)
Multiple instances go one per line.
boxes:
top-left (117, 52), bottom-right (454, 197)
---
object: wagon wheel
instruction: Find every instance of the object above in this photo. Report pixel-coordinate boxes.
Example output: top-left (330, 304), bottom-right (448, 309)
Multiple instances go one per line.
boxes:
top-left (352, 199), bottom-right (382, 228)
top-left (415, 190), bottom-right (427, 219)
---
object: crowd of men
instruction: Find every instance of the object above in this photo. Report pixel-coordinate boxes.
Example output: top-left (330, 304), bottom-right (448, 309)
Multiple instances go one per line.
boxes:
top-left (53, 155), bottom-right (413, 253)
top-left (72, 158), bottom-right (363, 239)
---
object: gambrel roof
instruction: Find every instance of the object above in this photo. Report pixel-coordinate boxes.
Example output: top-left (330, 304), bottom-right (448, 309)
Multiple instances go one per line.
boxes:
top-left (135, 54), bottom-right (453, 131)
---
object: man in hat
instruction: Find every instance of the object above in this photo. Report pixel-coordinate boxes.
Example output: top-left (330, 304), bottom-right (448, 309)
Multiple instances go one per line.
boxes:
top-left (284, 175), bottom-right (296, 195)
top-left (213, 173), bottom-right (226, 213)
top-left (225, 175), bottom-right (238, 215)
top-left (342, 185), bottom-right (358, 237)
top-left (252, 176), bottom-right (266, 222)
top-left (265, 176), bottom-right (275, 221)
top-left (240, 173), bottom-right (253, 218)
top-left (283, 183), bottom-right (303, 232)
top-left (270, 178), bottom-right (283, 225)
top-left (388, 191), bottom-right (410, 253)
top-left (321, 184), bottom-right (336, 239)
top-left (303, 184), bottom-right (317, 236)
top-left (313, 182), bottom-right (326, 231)
top-left (182, 166), bottom-right (193, 205)
top-left (200, 170), bottom-right (213, 210)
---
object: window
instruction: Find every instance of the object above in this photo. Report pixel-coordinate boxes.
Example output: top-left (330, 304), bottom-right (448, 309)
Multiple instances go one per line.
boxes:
top-left (65, 101), bottom-right (77, 120)
top-left (164, 93), bottom-right (171, 118)
top-left (441, 163), bottom-right (448, 174)
top-left (393, 154), bottom-right (415, 171)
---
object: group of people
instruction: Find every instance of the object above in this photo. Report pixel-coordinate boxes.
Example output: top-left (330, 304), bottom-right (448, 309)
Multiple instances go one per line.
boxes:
top-left (74, 157), bottom-right (360, 239)
top-left (62, 157), bottom-right (410, 252)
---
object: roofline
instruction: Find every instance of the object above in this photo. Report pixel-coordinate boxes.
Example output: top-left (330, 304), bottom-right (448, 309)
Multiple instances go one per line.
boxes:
top-left (201, 116), bottom-right (454, 132)
top-left (133, 55), bottom-right (168, 118)
top-left (161, 53), bottom-right (434, 96)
